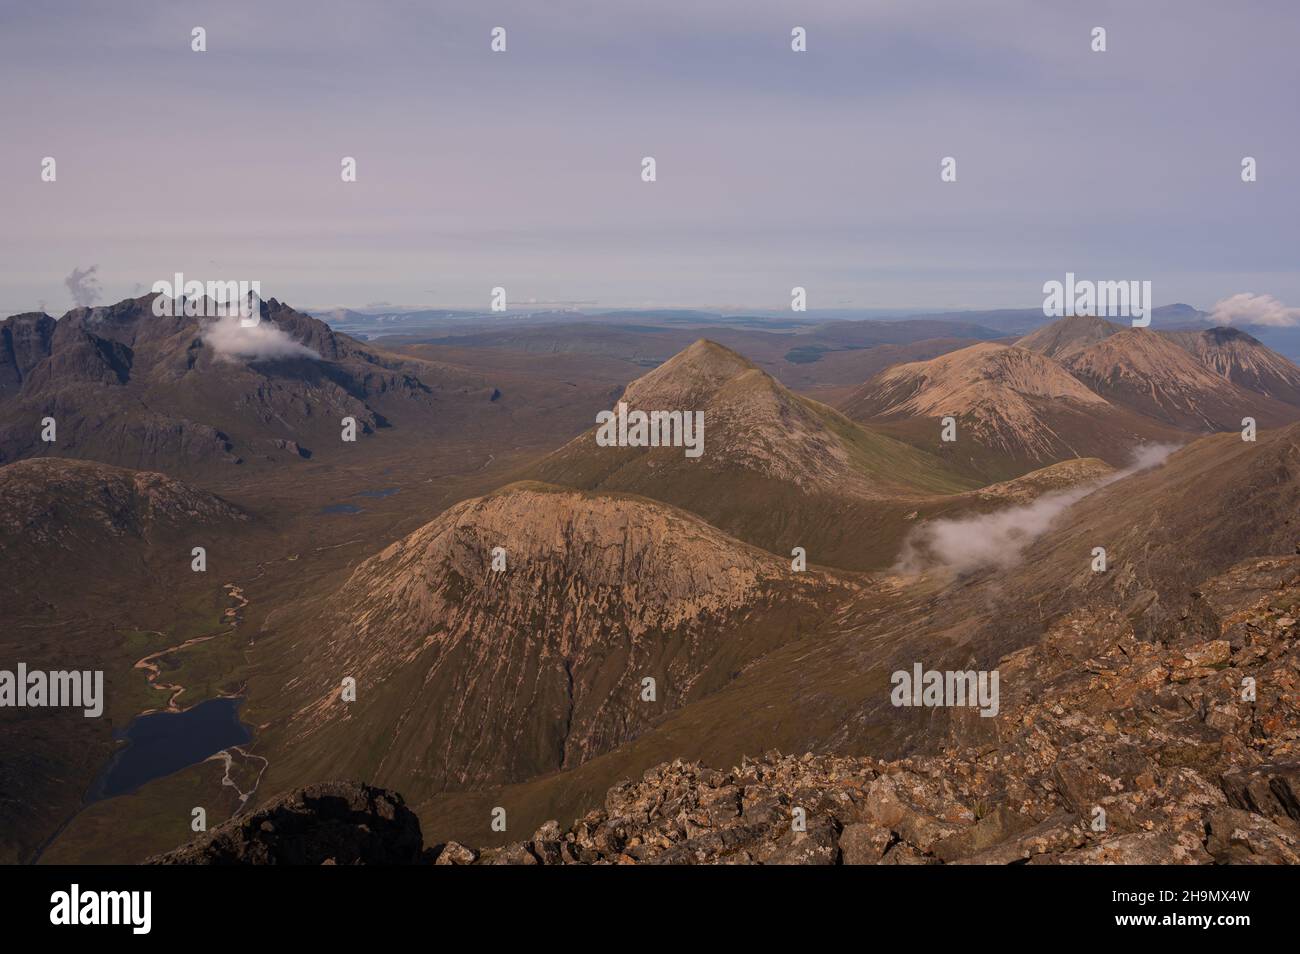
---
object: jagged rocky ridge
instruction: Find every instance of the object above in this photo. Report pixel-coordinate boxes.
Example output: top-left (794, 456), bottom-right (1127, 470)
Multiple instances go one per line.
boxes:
top-left (0, 294), bottom-right (497, 470)
top-left (157, 554), bottom-right (1300, 864)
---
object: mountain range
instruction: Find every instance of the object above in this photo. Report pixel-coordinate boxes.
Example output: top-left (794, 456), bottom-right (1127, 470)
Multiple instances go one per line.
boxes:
top-left (4, 296), bottom-right (1300, 866)
top-left (845, 315), bottom-right (1300, 479)
top-left (0, 295), bottom-right (502, 474)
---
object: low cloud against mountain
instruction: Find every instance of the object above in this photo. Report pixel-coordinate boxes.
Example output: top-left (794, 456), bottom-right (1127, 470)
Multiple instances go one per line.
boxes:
top-left (201, 313), bottom-right (322, 362)
top-left (894, 443), bottom-right (1179, 575)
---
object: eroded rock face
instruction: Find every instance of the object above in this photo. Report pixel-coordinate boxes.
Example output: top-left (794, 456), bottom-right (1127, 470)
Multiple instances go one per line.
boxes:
top-left (149, 782), bottom-right (423, 865)
top-left (285, 482), bottom-right (855, 791)
top-left (1163, 326), bottom-right (1300, 408)
top-left (846, 342), bottom-right (1113, 457)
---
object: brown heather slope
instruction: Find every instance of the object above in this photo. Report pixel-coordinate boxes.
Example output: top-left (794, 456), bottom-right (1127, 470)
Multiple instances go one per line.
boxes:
top-left (399, 422), bottom-right (1300, 847)
top-left (0, 458), bottom-right (254, 864)
top-left (158, 552), bottom-right (1300, 865)
top-left (261, 482), bottom-right (858, 804)
top-left (138, 422), bottom-right (1300, 862)
top-left (0, 295), bottom-right (504, 474)
top-left (525, 339), bottom-right (981, 570)
top-left (0, 457), bottom-right (249, 612)
top-left (840, 341), bottom-right (1178, 480)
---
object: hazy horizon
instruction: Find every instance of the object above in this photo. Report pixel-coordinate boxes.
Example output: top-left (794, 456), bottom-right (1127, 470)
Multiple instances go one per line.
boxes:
top-left (4, 0), bottom-right (1299, 317)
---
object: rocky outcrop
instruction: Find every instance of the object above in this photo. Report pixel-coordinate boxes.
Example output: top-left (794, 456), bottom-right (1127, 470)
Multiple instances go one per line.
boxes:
top-left (0, 313), bottom-right (56, 393)
top-left (149, 782), bottom-right (423, 865)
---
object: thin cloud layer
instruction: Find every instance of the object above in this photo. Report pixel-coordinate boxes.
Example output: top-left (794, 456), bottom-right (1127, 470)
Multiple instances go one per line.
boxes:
top-left (202, 314), bottom-right (321, 362)
top-left (894, 444), bottom-right (1180, 576)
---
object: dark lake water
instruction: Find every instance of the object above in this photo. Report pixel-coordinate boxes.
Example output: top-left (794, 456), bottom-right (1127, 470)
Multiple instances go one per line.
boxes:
top-left (319, 487), bottom-right (400, 514)
top-left (91, 697), bottom-right (251, 800)
top-left (353, 486), bottom-right (400, 498)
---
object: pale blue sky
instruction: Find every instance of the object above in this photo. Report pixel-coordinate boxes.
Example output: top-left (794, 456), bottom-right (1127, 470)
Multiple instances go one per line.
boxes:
top-left (2, 0), bottom-right (1297, 315)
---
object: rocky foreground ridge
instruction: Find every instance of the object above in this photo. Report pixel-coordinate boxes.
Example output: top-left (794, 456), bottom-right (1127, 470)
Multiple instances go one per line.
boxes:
top-left (155, 555), bottom-right (1300, 865)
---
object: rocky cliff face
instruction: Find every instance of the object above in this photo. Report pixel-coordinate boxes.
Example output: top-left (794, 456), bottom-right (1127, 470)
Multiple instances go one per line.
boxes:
top-left (0, 313), bottom-right (56, 393)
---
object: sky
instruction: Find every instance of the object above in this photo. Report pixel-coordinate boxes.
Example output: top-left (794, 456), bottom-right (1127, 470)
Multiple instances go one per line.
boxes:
top-left (2, 0), bottom-right (1298, 316)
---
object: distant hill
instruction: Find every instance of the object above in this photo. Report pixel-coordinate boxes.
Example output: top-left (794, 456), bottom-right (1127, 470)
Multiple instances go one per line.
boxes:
top-left (524, 339), bottom-right (986, 568)
top-left (269, 482), bottom-right (857, 795)
top-left (1061, 327), bottom-right (1296, 430)
top-left (841, 339), bottom-right (1182, 479)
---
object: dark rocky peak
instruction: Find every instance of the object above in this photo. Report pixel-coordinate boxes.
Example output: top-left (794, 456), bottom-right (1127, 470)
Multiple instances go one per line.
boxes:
top-left (0, 312), bottom-right (56, 390)
top-left (149, 782), bottom-right (423, 865)
top-left (27, 326), bottom-right (134, 388)
top-left (1203, 325), bottom-right (1260, 345)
